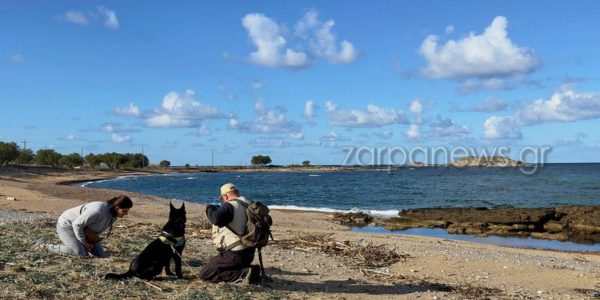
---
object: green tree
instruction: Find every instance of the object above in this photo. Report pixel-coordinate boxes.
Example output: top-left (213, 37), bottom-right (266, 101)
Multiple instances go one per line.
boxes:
top-left (302, 160), bottom-right (310, 166)
top-left (85, 153), bottom-right (101, 169)
top-left (14, 149), bottom-right (35, 165)
top-left (99, 152), bottom-right (127, 169)
top-left (251, 155), bottom-right (272, 166)
top-left (159, 160), bottom-right (171, 169)
top-left (0, 141), bottom-right (19, 166)
top-left (184, 163), bottom-right (191, 169)
top-left (121, 153), bottom-right (148, 169)
top-left (58, 153), bottom-right (84, 168)
top-left (35, 149), bottom-right (62, 166)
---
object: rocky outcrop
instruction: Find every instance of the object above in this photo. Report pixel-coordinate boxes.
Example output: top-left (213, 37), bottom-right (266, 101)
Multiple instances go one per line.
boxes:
top-left (450, 156), bottom-right (524, 167)
top-left (331, 206), bottom-right (600, 244)
top-left (332, 212), bottom-right (373, 226)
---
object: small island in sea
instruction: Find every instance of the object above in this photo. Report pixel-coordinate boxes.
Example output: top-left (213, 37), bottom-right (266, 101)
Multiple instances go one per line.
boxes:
top-left (449, 156), bottom-right (524, 167)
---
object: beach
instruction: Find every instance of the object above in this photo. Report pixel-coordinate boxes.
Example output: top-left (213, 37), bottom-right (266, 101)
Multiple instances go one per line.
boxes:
top-left (1, 167), bottom-right (600, 299)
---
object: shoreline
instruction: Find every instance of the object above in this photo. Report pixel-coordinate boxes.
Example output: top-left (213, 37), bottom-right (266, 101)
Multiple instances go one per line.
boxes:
top-left (59, 168), bottom-right (600, 248)
top-left (2, 167), bottom-right (600, 298)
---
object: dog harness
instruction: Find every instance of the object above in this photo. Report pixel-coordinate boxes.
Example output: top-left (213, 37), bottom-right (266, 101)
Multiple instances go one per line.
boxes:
top-left (158, 231), bottom-right (186, 248)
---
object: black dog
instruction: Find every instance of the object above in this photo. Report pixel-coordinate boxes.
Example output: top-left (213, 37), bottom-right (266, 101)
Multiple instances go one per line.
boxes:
top-left (105, 202), bottom-right (186, 280)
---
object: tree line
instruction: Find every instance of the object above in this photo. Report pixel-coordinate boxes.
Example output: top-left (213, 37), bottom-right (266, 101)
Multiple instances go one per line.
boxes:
top-left (0, 141), bottom-right (149, 169)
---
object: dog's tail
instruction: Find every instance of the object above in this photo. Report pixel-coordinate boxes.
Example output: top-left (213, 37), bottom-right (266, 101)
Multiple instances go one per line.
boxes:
top-left (104, 270), bottom-right (134, 280)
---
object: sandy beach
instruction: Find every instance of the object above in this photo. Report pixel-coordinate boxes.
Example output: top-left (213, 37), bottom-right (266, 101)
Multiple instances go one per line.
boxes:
top-left (1, 167), bottom-right (600, 299)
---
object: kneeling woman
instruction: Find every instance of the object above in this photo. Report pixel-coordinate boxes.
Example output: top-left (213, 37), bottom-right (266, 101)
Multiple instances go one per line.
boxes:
top-left (41, 195), bottom-right (133, 257)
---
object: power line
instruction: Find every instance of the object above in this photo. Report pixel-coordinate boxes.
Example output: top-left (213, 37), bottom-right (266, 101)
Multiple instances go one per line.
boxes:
top-left (21, 139), bottom-right (27, 150)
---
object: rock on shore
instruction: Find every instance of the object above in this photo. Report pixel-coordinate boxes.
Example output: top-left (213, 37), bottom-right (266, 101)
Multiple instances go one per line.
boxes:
top-left (333, 206), bottom-right (600, 244)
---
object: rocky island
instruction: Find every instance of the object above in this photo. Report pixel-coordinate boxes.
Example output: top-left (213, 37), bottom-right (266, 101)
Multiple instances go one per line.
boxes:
top-left (449, 156), bottom-right (524, 167)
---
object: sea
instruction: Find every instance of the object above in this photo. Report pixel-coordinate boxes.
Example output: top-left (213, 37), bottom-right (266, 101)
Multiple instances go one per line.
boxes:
top-left (81, 163), bottom-right (600, 251)
top-left (82, 163), bottom-right (600, 217)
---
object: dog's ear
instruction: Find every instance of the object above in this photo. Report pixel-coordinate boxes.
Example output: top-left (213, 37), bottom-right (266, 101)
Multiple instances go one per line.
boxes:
top-left (181, 202), bottom-right (185, 210)
top-left (170, 201), bottom-right (174, 209)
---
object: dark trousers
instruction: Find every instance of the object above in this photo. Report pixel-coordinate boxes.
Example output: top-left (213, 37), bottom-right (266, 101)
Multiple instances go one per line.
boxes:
top-left (199, 248), bottom-right (255, 283)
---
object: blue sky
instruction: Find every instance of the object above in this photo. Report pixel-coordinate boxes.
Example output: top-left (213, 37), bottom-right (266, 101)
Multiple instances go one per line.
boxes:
top-left (2, 1), bottom-right (600, 165)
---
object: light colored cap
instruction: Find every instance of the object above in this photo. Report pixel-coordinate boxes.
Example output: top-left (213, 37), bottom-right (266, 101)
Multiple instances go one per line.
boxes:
top-left (220, 183), bottom-right (238, 196)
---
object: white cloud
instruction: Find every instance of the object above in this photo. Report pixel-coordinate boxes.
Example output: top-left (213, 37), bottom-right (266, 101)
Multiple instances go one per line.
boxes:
top-left (61, 7), bottom-right (119, 29)
top-left (409, 99), bottom-right (423, 123)
top-left (484, 88), bottom-right (600, 139)
top-left (458, 78), bottom-right (513, 94)
top-left (325, 101), bottom-right (407, 128)
top-left (249, 138), bottom-right (291, 148)
top-left (325, 100), bottom-right (337, 112)
top-left (192, 125), bottom-right (211, 137)
top-left (242, 13), bottom-right (309, 68)
top-left (145, 89), bottom-right (219, 128)
top-left (483, 116), bottom-right (522, 139)
top-left (295, 9), bottom-right (359, 64)
top-left (304, 100), bottom-right (317, 121)
top-left (288, 131), bottom-right (304, 140)
top-left (251, 80), bottom-right (265, 90)
top-left (64, 10), bottom-right (90, 25)
top-left (406, 124), bottom-right (420, 139)
top-left (241, 10), bottom-right (358, 68)
top-left (420, 16), bottom-right (539, 80)
top-left (516, 89), bottom-right (600, 123)
top-left (97, 6), bottom-right (119, 29)
top-left (229, 99), bottom-right (303, 136)
top-left (445, 25), bottom-right (455, 34)
top-left (114, 102), bottom-right (140, 117)
top-left (406, 99), bottom-right (423, 139)
top-left (428, 116), bottom-right (471, 139)
top-left (318, 131), bottom-right (349, 147)
top-left (468, 97), bottom-right (508, 112)
top-left (8, 54), bottom-right (25, 64)
top-left (100, 122), bottom-right (137, 133)
top-left (66, 134), bottom-right (76, 141)
top-left (111, 133), bottom-right (131, 144)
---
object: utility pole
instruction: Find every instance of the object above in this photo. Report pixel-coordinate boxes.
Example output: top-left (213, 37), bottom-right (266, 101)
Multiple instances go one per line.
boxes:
top-left (21, 139), bottom-right (28, 151)
top-left (141, 144), bottom-right (145, 168)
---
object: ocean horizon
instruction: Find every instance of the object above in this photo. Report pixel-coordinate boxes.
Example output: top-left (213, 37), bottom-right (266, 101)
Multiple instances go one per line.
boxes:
top-left (82, 163), bottom-right (600, 218)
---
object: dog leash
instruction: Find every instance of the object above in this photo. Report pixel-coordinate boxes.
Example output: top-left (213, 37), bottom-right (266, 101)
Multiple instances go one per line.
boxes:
top-left (169, 245), bottom-right (202, 280)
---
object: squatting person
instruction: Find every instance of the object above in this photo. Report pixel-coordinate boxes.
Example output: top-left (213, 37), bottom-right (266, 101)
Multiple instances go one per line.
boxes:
top-left (36, 195), bottom-right (133, 257)
top-left (198, 183), bottom-right (261, 284)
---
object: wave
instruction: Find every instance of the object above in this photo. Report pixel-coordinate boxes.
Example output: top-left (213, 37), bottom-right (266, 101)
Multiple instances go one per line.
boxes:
top-left (268, 205), bottom-right (398, 218)
top-left (78, 179), bottom-right (109, 187)
top-left (308, 174), bottom-right (321, 177)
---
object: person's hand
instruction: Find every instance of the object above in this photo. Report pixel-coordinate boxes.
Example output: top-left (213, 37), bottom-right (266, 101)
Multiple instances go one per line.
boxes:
top-left (84, 243), bottom-right (93, 252)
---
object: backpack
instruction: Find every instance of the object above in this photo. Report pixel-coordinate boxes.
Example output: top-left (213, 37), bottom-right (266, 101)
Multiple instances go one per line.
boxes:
top-left (235, 200), bottom-right (273, 248)
top-left (234, 200), bottom-right (273, 282)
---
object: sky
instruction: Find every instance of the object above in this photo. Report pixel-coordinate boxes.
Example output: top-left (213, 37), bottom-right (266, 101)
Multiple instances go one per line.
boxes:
top-left (2, 1), bottom-right (600, 165)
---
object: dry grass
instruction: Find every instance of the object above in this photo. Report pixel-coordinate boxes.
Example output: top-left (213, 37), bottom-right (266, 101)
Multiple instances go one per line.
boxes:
top-left (0, 219), bottom-right (284, 300)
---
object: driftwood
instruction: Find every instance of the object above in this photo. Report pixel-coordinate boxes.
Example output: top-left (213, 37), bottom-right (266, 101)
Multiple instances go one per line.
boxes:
top-left (274, 233), bottom-right (409, 268)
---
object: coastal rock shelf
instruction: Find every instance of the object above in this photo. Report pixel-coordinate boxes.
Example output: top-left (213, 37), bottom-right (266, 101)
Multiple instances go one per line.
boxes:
top-left (332, 206), bottom-right (600, 244)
